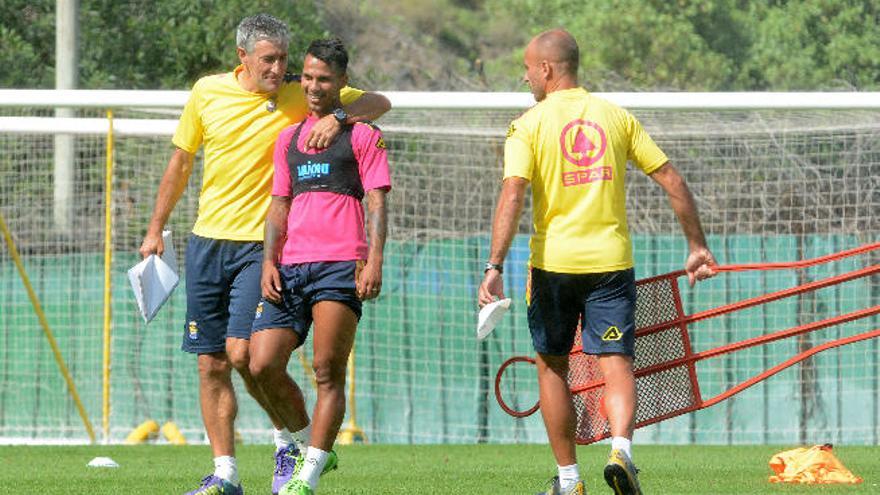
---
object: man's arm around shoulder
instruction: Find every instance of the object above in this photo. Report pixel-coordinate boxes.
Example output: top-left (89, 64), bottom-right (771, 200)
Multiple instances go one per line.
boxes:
top-left (305, 91), bottom-right (392, 149)
top-left (343, 91), bottom-right (391, 124)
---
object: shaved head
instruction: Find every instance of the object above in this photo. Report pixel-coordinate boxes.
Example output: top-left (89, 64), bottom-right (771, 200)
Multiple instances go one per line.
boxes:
top-left (522, 28), bottom-right (579, 101)
top-left (528, 29), bottom-right (579, 76)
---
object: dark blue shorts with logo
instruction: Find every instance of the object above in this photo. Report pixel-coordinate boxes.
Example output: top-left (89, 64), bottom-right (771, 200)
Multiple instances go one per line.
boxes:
top-left (527, 266), bottom-right (636, 357)
top-left (181, 234), bottom-right (263, 354)
top-left (252, 261), bottom-right (362, 343)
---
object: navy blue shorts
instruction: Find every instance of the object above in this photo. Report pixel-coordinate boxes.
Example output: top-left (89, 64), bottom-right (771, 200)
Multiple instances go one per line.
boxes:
top-left (527, 267), bottom-right (636, 357)
top-left (252, 261), bottom-right (362, 344)
top-left (181, 234), bottom-right (263, 354)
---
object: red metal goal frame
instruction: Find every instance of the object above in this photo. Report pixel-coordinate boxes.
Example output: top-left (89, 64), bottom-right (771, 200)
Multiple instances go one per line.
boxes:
top-left (494, 242), bottom-right (880, 444)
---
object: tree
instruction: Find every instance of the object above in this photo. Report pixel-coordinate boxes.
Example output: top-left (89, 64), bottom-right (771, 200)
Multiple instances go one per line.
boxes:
top-left (0, 0), bottom-right (326, 89)
top-left (0, 1), bottom-right (55, 88)
top-left (748, 0), bottom-right (880, 90)
top-left (0, 0), bottom-right (877, 91)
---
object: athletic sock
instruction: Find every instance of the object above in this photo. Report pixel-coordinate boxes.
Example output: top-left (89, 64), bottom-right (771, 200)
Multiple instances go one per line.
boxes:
top-left (291, 424), bottom-right (312, 453)
top-left (296, 446), bottom-right (329, 490)
top-left (611, 436), bottom-right (633, 460)
top-left (273, 427), bottom-right (294, 451)
top-left (557, 463), bottom-right (580, 491)
top-left (214, 455), bottom-right (239, 485)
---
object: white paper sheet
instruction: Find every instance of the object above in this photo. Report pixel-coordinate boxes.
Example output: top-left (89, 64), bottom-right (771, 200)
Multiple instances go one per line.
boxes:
top-left (477, 297), bottom-right (512, 341)
top-left (128, 230), bottom-right (179, 324)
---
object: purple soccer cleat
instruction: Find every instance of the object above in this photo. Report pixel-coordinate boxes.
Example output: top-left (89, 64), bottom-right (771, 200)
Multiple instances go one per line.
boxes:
top-left (184, 474), bottom-right (243, 495)
top-left (272, 445), bottom-right (300, 495)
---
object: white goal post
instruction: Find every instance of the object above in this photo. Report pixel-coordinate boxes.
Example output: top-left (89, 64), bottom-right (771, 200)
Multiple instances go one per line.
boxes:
top-left (0, 90), bottom-right (878, 446)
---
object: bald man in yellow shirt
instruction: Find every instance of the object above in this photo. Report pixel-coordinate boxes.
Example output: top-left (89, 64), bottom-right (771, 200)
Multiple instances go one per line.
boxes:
top-left (138, 14), bottom-right (390, 495)
top-left (479, 29), bottom-right (716, 495)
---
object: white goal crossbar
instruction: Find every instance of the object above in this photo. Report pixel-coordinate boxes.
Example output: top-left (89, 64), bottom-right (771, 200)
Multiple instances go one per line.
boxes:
top-left (2, 90), bottom-right (880, 136)
top-left (2, 89), bottom-right (880, 109)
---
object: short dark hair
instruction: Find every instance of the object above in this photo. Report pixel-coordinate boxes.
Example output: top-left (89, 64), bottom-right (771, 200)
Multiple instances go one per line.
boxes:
top-left (306, 38), bottom-right (349, 75)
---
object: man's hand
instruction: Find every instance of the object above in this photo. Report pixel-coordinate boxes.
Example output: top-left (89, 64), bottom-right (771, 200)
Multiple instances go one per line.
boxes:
top-left (356, 260), bottom-right (382, 300)
top-left (261, 260), bottom-right (283, 303)
top-left (305, 114), bottom-right (342, 149)
top-left (686, 246), bottom-right (717, 287)
top-left (478, 269), bottom-right (505, 307)
top-left (138, 231), bottom-right (164, 259)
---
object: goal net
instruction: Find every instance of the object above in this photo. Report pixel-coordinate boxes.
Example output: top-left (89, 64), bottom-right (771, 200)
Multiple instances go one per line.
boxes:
top-left (0, 91), bottom-right (877, 445)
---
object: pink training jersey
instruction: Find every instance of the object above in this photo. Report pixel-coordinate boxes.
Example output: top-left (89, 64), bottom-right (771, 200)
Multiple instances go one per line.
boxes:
top-left (272, 116), bottom-right (391, 264)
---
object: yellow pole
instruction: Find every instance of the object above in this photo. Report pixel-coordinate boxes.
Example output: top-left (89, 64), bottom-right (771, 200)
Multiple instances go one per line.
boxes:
top-left (296, 348), bottom-right (317, 389)
top-left (347, 348), bottom-right (358, 426)
top-left (0, 212), bottom-right (96, 442)
top-left (102, 110), bottom-right (114, 444)
top-left (337, 345), bottom-right (367, 444)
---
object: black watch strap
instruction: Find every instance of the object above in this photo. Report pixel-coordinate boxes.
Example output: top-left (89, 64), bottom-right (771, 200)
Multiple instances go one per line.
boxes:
top-left (332, 107), bottom-right (348, 123)
top-left (483, 261), bottom-right (503, 274)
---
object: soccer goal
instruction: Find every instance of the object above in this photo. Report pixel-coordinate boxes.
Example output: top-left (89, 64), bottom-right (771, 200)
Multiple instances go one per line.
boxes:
top-left (0, 90), bottom-right (878, 445)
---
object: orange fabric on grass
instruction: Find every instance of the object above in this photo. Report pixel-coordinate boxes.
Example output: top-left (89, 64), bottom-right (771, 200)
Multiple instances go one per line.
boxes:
top-left (768, 444), bottom-right (862, 484)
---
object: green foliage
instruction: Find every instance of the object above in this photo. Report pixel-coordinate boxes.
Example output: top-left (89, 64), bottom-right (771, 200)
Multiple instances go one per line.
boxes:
top-left (0, 1), bottom-right (55, 88)
top-left (480, 0), bottom-right (745, 90)
top-left (0, 0), bottom-right (877, 90)
top-left (82, 0), bottom-right (326, 88)
top-left (0, 0), bottom-right (325, 89)
top-left (415, 0), bottom-right (880, 90)
top-left (748, 0), bottom-right (880, 89)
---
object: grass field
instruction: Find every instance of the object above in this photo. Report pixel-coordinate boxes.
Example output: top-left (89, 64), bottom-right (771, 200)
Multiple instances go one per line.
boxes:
top-left (0, 444), bottom-right (876, 494)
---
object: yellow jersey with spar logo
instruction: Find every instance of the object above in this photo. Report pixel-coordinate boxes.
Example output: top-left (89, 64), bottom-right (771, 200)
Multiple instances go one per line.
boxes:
top-left (503, 88), bottom-right (668, 273)
top-left (173, 65), bottom-right (364, 241)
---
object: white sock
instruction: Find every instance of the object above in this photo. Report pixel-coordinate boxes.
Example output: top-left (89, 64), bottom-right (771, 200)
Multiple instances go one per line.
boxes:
top-left (296, 446), bottom-right (329, 490)
top-left (557, 463), bottom-right (580, 491)
top-left (611, 436), bottom-right (633, 460)
top-left (213, 455), bottom-right (239, 485)
top-left (291, 424), bottom-right (311, 453)
top-left (273, 427), bottom-right (294, 450)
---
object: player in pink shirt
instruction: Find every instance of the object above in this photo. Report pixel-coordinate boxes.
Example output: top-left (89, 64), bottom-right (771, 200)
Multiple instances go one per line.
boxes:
top-left (251, 38), bottom-right (390, 495)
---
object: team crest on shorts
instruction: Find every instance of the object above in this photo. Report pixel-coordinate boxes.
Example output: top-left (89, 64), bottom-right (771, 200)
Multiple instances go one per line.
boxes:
top-left (188, 320), bottom-right (198, 340)
top-left (601, 326), bottom-right (622, 341)
top-left (255, 301), bottom-right (264, 319)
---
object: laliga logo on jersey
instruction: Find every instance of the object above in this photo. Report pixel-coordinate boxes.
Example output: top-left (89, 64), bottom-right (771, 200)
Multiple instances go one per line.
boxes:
top-left (559, 119), bottom-right (612, 187)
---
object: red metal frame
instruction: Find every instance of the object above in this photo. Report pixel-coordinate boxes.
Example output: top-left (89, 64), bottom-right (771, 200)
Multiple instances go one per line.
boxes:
top-left (494, 242), bottom-right (880, 444)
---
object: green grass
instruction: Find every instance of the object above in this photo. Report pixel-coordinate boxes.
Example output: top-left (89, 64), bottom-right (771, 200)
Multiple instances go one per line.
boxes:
top-left (0, 444), bottom-right (876, 494)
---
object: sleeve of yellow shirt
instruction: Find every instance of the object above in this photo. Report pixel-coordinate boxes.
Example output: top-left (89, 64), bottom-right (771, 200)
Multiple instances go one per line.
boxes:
top-left (626, 112), bottom-right (668, 175)
top-left (503, 120), bottom-right (535, 180)
top-left (340, 86), bottom-right (365, 106)
top-left (172, 79), bottom-right (205, 154)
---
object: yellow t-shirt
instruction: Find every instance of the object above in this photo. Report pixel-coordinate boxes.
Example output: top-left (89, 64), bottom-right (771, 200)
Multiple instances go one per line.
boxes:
top-left (173, 65), bottom-right (364, 241)
top-left (504, 87), bottom-right (668, 273)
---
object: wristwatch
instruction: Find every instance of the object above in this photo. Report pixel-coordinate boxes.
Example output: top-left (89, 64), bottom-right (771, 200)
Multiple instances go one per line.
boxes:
top-left (483, 261), bottom-right (504, 274)
top-left (332, 107), bottom-right (348, 124)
